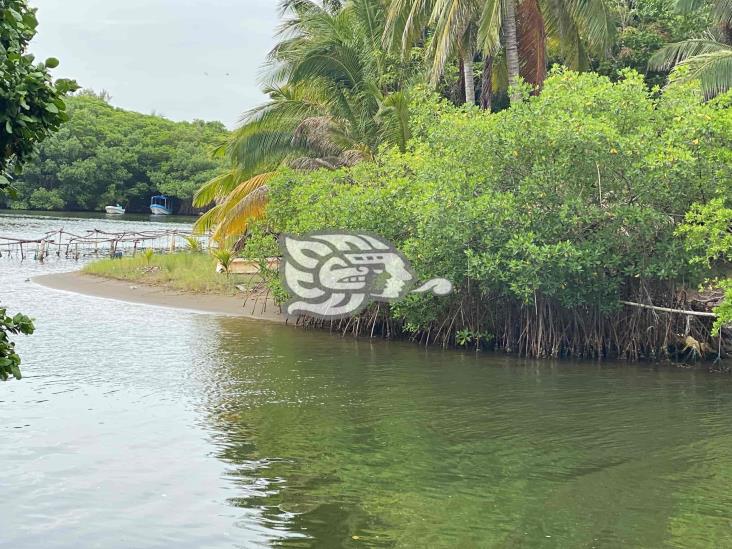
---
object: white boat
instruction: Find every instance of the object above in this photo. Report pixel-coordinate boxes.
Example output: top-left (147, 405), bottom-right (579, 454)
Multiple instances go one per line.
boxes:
top-left (105, 204), bottom-right (125, 215)
top-left (150, 195), bottom-right (173, 215)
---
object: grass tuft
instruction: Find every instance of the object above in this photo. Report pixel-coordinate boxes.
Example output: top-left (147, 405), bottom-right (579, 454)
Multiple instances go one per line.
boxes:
top-left (82, 252), bottom-right (249, 294)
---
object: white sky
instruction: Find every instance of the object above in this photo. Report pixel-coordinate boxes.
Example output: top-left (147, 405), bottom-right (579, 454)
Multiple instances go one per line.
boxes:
top-left (29, 0), bottom-right (280, 128)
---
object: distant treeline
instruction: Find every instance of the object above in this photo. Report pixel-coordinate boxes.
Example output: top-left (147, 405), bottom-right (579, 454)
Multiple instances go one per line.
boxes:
top-left (2, 91), bottom-right (228, 214)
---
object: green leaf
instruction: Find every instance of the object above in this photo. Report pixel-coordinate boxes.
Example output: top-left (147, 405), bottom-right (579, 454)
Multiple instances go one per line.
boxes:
top-left (44, 57), bottom-right (59, 68)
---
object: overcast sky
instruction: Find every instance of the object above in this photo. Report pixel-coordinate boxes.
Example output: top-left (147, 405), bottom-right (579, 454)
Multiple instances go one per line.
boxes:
top-left (29, 0), bottom-right (279, 128)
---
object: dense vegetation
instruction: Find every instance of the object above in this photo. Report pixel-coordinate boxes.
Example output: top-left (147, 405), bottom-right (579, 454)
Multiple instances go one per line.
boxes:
top-left (192, 0), bottom-right (420, 241)
top-left (199, 0), bottom-right (729, 243)
top-left (184, 0), bottom-right (732, 361)
top-left (3, 92), bottom-right (228, 213)
top-left (1, 0), bottom-right (76, 380)
top-left (243, 71), bottom-right (731, 359)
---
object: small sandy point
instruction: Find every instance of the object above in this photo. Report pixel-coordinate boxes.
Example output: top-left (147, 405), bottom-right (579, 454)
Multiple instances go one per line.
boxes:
top-left (33, 271), bottom-right (287, 323)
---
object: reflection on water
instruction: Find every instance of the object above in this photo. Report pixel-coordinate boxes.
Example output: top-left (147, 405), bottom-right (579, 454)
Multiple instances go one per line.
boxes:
top-left (2, 213), bottom-right (732, 548)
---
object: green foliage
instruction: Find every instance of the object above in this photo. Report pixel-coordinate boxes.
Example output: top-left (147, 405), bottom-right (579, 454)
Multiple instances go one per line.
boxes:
top-left (212, 248), bottom-right (233, 275)
top-left (715, 279), bottom-right (732, 332)
top-left (0, 307), bottom-right (34, 381)
top-left (195, 0), bottom-right (418, 239)
top-left (677, 198), bottom-right (732, 266)
top-left (4, 92), bottom-right (228, 211)
top-left (183, 235), bottom-right (203, 253)
top-left (455, 328), bottom-right (494, 349)
top-left (1, 0), bottom-right (72, 381)
top-left (594, 0), bottom-right (711, 87)
top-left (677, 197), bottom-right (732, 331)
top-left (0, 0), bottom-right (77, 194)
top-left (258, 70), bottom-right (731, 341)
top-left (142, 248), bottom-right (154, 265)
top-left (83, 253), bottom-right (242, 294)
top-left (646, 0), bottom-right (732, 97)
top-left (27, 186), bottom-right (63, 209)
top-left (240, 224), bottom-right (290, 303)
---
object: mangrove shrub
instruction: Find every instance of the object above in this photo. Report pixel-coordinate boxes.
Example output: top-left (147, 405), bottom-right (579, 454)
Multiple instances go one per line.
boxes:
top-left (254, 69), bottom-right (732, 358)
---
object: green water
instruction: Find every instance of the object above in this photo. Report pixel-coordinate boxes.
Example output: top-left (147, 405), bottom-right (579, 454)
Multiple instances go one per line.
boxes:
top-left (209, 320), bottom-right (732, 548)
top-left (3, 213), bottom-right (732, 548)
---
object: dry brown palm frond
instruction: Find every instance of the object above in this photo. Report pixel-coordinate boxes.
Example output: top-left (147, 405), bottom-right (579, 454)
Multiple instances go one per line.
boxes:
top-left (288, 156), bottom-right (340, 170)
top-left (220, 172), bottom-right (274, 211)
top-left (291, 116), bottom-right (343, 157)
top-left (213, 185), bottom-right (270, 241)
top-left (338, 148), bottom-right (369, 166)
top-left (288, 148), bottom-right (369, 171)
top-left (517, 0), bottom-right (546, 92)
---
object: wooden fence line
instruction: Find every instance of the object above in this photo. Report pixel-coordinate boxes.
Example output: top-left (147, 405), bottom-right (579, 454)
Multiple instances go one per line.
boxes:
top-left (0, 228), bottom-right (209, 261)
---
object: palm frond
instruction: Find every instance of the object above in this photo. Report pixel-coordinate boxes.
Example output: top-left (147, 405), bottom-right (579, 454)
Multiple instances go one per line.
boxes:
top-left (429, 0), bottom-right (478, 84)
top-left (350, 0), bottom-right (385, 57)
top-left (649, 38), bottom-right (730, 70)
top-left (218, 172), bottom-right (274, 216)
top-left (291, 115), bottom-right (343, 156)
top-left (671, 48), bottom-right (732, 97)
top-left (193, 170), bottom-right (235, 208)
top-left (477, 0), bottom-right (502, 56)
top-left (383, 0), bottom-right (433, 52)
top-left (675, 0), bottom-right (732, 26)
top-left (193, 203), bottom-right (224, 235)
top-left (376, 90), bottom-right (411, 153)
top-left (562, 0), bottom-right (615, 53)
top-left (716, 0), bottom-right (732, 25)
top-left (518, 0), bottom-right (547, 88)
top-left (213, 185), bottom-right (271, 241)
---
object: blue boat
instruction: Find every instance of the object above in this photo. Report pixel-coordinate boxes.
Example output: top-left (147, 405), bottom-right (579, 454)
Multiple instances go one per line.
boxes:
top-left (150, 195), bottom-right (173, 215)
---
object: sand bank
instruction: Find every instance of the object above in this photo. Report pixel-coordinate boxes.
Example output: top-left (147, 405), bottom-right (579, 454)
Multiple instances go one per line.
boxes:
top-left (33, 271), bottom-right (286, 323)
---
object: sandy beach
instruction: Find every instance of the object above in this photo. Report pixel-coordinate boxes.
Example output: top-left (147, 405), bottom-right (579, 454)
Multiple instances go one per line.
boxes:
top-left (33, 271), bottom-right (287, 323)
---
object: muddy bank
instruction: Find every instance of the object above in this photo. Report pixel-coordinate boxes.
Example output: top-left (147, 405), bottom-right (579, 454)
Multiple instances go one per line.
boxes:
top-left (33, 271), bottom-right (286, 323)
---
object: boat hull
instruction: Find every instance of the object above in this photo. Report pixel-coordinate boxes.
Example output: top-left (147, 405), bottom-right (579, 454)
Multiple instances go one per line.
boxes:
top-left (105, 206), bottom-right (125, 214)
top-left (150, 205), bottom-right (172, 215)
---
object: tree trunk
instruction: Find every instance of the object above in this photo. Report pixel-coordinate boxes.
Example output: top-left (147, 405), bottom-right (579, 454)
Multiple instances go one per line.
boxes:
top-left (503, 0), bottom-right (521, 103)
top-left (455, 58), bottom-right (466, 105)
top-left (721, 22), bottom-right (732, 45)
top-left (480, 56), bottom-right (493, 110)
top-left (462, 47), bottom-right (476, 105)
top-left (517, 0), bottom-right (546, 93)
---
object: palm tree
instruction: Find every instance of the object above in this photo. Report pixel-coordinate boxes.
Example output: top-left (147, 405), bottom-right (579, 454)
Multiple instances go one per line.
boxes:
top-left (385, 0), bottom-right (613, 107)
top-left (194, 0), bottom-right (413, 242)
top-left (650, 0), bottom-right (732, 97)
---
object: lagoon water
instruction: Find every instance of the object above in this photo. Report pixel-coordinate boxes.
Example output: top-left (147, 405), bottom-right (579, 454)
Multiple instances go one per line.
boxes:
top-left (2, 211), bottom-right (732, 548)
